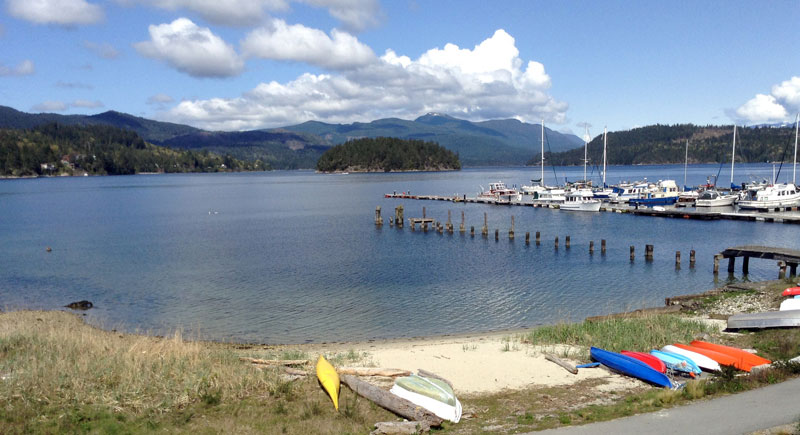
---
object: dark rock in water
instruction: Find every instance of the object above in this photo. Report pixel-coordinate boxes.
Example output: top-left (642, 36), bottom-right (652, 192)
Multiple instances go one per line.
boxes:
top-left (65, 300), bottom-right (93, 310)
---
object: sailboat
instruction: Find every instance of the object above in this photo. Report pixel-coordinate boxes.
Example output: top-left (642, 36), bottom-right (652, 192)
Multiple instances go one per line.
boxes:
top-left (697, 126), bottom-right (738, 207)
top-left (738, 114), bottom-right (800, 210)
top-left (521, 120), bottom-right (547, 196)
top-left (593, 127), bottom-right (614, 198)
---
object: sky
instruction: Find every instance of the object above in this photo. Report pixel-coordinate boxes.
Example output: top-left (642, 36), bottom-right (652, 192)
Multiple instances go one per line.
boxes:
top-left (0, 0), bottom-right (799, 137)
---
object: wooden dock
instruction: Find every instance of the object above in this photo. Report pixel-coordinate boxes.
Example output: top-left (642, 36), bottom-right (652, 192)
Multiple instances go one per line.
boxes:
top-left (383, 193), bottom-right (800, 225)
top-left (715, 245), bottom-right (800, 276)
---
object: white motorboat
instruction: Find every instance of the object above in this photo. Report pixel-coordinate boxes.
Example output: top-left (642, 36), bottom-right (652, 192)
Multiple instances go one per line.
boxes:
top-left (560, 189), bottom-right (601, 212)
top-left (696, 189), bottom-right (737, 207)
top-left (478, 181), bottom-right (522, 202)
top-left (738, 183), bottom-right (800, 209)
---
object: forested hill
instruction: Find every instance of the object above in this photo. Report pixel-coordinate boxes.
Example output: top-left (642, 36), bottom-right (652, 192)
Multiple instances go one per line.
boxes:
top-left (316, 137), bottom-right (461, 172)
top-left (0, 123), bottom-right (263, 177)
top-left (536, 124), bottom-right (798, 167)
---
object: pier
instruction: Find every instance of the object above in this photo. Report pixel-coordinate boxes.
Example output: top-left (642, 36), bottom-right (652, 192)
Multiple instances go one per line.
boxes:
top-left (715, 245), bottom-right (800, 277)
top-left (382, 193), bottom-right (800, 225)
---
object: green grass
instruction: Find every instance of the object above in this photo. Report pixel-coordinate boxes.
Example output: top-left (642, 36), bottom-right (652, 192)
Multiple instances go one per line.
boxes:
top-left (521, 315), bottom-right (715, 356)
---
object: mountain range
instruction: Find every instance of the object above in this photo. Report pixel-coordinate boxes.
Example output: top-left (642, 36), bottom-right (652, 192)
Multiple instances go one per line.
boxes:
top-left (0, 105), bottom-right (583, 168)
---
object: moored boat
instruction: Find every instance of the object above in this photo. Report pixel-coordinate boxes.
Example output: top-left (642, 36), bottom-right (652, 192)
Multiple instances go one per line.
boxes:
top-left (560, 189), bottom-right (601, 212)
top-left (590, 347), bottom-right (672, 388)
top-left (478, 181), bottom-right (521, 202)
top-left (727, 309), bottom-right (800, 329)
top-left (695, 189), bottom-right (737, 207)
top-left (737, 183), bottom-right (800, 210)
top-left (628, 180), bottom-right (680, 207)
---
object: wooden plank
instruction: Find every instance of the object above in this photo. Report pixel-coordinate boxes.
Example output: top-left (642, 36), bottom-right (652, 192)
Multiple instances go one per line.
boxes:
top-left (239, 357), bottom-right (309, 366)
top-left (372, 421), bottom-right (431, 434)
top-left (544, 354), bottom-right (578, 375)
top-left (340, 374), bottom-right (444, 427)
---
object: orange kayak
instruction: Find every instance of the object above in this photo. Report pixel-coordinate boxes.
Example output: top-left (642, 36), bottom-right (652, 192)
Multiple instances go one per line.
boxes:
top-left (690, 340), bottom-right (771, 368)
top-left (671, 343), bottom-right (751, 371)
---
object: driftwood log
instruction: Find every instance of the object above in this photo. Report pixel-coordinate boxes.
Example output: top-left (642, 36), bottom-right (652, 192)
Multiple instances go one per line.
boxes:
top-left (239, 357), bottom-right (309, 366)
top-left (338, 367), bottom-right (411, 377)
top-left (544, 354), bottom-right (578, 374)
top-left (371, 421), bottom-right (431, 434)
top-left (340, 374), bottom-right (444, 427)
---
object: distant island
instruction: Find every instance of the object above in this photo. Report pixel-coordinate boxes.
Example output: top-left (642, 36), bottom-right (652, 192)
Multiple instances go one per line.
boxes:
top-left (316, 137), bottom-right (461, 173)
top-left (534, 124), bottom-right (799, 167)
top-left (0, 123), bottom-right (265, 178)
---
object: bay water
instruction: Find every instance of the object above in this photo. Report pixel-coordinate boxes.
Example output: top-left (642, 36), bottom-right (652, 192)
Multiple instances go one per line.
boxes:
top-left (1, 163), bottom-right (797, 343)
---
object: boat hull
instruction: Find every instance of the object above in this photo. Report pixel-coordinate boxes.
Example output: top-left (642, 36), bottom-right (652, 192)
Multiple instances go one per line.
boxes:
top-left (671, 343), bottom-right (749, 371)
top-left (649, 350), bottom-right (701, 375)
top-left (560, 201), bottom-right (601, 212)
top-left (590, 347), bottom-right (672, 388)
top-left (689, 340), bottom-right (771, 367)
top-left (696, 196), bottom-right (737, 207)
top-left (661, 344), bottom-right (721, 372)
top-left (727, 310), bottom-right (800, 329)
top-left (628, 196), bottom-right (679, 207)
top-left (782, 287), bottom-right (800, 297)
top-left (620, 351), bottom-right (667, 373)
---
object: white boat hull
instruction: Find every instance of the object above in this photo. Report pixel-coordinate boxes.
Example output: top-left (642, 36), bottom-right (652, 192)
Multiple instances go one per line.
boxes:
top-left (696, 195), bottom-right (737, 207)
top-left (560, 200), bottom-right (601, 212)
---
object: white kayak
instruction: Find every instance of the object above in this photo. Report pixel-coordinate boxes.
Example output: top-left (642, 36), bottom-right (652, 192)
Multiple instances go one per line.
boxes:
top-left (779, 298), bottom-right (800, 311)
top-left (390, 374), bottom-right (462, 423)
top-left (662, 344), bottom-right (721, 372)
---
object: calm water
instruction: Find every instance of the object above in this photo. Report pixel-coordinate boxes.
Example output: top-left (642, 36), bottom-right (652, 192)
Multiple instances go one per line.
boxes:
top-left (1, 163), bottom-right (798, 344)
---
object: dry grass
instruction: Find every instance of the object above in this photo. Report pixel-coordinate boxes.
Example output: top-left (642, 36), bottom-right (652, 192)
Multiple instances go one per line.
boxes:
top-left (0, 310), bottom-right (394, 433)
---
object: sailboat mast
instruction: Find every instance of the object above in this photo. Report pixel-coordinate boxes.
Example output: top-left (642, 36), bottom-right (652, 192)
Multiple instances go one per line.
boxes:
top-left (793, 113), bottom-right (798, 185)
top-left (602, 127), bottom-right (607, 186)
top-left (684, 140), bottom-right (688, 188)
top-left (541, 120), bottom-right (544, 185)
top-left (583, 126), bottom-right (588, 182)
top-left (731, 125), bottom-right (737, 185)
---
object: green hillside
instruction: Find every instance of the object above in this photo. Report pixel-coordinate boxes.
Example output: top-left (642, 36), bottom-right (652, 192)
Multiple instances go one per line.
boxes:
top-left (316, 137), bottom-right (460, 172)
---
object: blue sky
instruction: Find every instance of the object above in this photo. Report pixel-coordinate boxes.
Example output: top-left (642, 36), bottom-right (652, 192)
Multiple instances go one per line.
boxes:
top-left (1, 0), bottom-right (798, 137)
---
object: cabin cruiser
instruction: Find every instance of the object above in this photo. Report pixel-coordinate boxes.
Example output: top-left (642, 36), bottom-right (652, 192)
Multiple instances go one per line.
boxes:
top-left (609, 181), bottom-right (652, 203)
top-left (478, 181), bottom-right (522, 202)
top-left (627, 180), bottom-right (680, 207)
top-left (560, 188), bottom-right (601, 212)
top-left (696, 189), bottom-right (737, 207)
top-left (738, 183), bottom-right (800, 209)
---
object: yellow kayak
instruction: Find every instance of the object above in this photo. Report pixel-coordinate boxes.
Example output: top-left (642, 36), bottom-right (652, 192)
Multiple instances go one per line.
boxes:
top-left (316, 355), bottom-right (339, 410)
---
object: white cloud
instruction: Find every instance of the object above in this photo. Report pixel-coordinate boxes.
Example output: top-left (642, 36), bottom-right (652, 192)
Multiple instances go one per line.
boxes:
top-left (164, 29), bottom-right (568, 130)
top-left (241, 19), bottom-right (375, 69)
top-left (771, 76), bottom-right (800, 112)
top-left (735, 94), bottom-right (787, 123)
top-left (0, 59), bottom-right (35, 76)
top-left (735, 76), bottom-right (800, 123)
top-left (147, 93), bottom-right (174, 104)
top-left (72, 99), bottom-right (104, 108)
top-left (6, 0), bottom-right (103, 26)
top-left (129, 0), bottom-right (289, 26)
top-left (134, 18), bottom-right (244, 78)
top-left (31, 100), bottom-right (68, 112)
top-left (55, 80), bottom-right (93, 89)
top-left (299, 0), bottom-right (382, 32)
top-left (83, 41), bottom-right (120, 59)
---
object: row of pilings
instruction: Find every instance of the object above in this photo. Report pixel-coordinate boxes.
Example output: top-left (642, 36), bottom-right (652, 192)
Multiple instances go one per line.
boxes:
top-left (376, 205), bottom-right (696, 268)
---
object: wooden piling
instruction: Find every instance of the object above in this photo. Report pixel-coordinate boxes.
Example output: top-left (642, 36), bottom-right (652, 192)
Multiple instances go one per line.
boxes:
top-left (536, 231), bottom-right (541, 245)
top-left (460, 211), bottom-right (465, 233)
top-left (645, 244), bottom-right (654, 261)
top-left (395, 205), bottom-right (404, 228)
top-left (495, 229), bottom-right (499, 241)
top-left (690, 250), bottom-right (696, 268)
top-left (482, 212), bottom-right (488, 236)
top-left (565, 235), bottom-right (570, 249)
top-left (589, 241), bottom-right (594, 254)
top-left (727, 257), bottom-right (735, 273)
top-left (555, 236), bottom-right (559, 249)
top-left (509, 216), bottom-right (515, 240)
top-left (713, 254), bottom-right (722, 274)
top-left (778, 261), bottom-right (786, 279)
top-left (525, 232), bottom-right (530, 245)
top-left (389, 216), bottom-right (394, 227)
top-left (447, 210), bottom-right (452, 233)
top-left (423, 222), bottom-right (428, 233)
top-left (601, 239), bottom-right (606, 254)
top-left (742, 256), bottom-right (750, 275)
top-left (676, 251), bottom-right (681, 269)
top-left (630, 245), bottom-right (635, 261)
top-left (470, 226), bottom-right (474, 237)
top-left (375, 206), bottom-right (383, 226)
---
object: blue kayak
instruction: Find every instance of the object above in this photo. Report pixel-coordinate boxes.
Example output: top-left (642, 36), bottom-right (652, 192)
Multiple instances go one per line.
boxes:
top-left (650, 349), bottom-right (702, 376)
top-left (590, 347), bottom-right (672, 388)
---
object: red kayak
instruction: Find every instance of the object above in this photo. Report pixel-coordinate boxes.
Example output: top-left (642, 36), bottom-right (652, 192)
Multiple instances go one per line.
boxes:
top-left (782, 287), bottom-right (800, 297)
top-left (621, 350), bottom-right (667, 373)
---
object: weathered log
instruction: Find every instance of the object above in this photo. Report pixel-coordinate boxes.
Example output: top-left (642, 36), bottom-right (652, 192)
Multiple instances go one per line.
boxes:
top-left (417, 369), bottom-right (454, 390)
top-left (239, 357), bottom-right (309, 366)
top-left (340, 374), bottom-right (444, 427)
top-left (371, 420), bottom-right (431, 434)
top-left (283, 367), bottom-right (308, 376)
top-left (338, 367), bottom-right (411, 377)
top-left (544, 354), bottom-right (578, 375)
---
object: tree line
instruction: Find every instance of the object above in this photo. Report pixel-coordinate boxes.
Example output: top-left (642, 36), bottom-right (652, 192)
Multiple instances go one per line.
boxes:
top-left (530, 124), bottom-right (798, 167)
top-left (316, 137), bottom-right (461, 172)
top-left (0, 123), bottom-right (266, 177)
